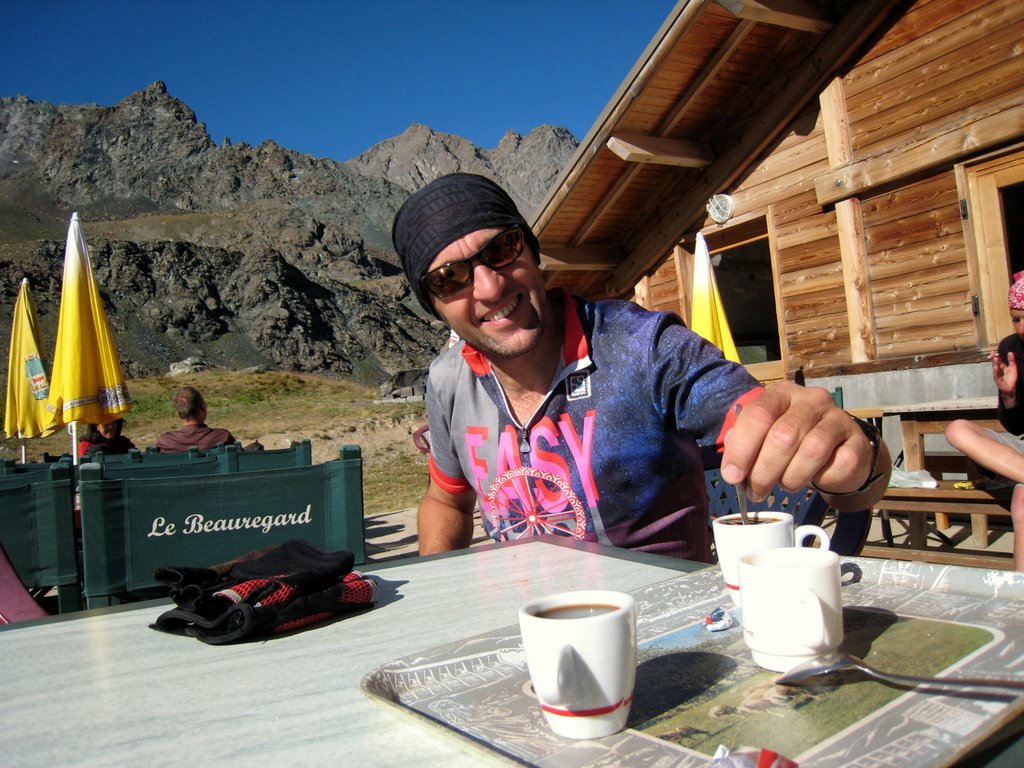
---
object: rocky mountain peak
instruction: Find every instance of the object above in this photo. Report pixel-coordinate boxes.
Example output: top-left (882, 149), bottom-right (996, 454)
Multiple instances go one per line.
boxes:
top-left (0, 82), bottom-right (578, 388)
top-left (347, 121), bottom-right (573, 217)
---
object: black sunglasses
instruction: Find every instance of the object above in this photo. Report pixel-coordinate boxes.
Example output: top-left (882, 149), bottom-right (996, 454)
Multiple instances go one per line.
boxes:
top-left (421, 228), bottom-right (525, 299)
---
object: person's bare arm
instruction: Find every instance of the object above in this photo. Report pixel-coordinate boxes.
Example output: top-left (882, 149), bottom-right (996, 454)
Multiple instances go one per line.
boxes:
top-left (417, 479), bottom-right (479, 555)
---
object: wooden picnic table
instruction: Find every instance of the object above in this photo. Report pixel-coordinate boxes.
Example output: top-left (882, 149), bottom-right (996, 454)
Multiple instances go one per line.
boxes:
top-left (874, 396), bottom-right (1000, 475)
top-left (852, 396), bottom-right (1017, 567)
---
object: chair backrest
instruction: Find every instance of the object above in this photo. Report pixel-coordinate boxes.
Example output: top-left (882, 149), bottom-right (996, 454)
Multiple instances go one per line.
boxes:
top-left (826, 509), bottom-right (872, 556)
top-left (211, 439), bottom-right (313, 472)
top-left (79, 452), bottom-right (223, 481)
top-left (89, 446), bottom-right (207, 465)
top-left (0, 458), bottom-right (62, 478)
top-left (703, 466), bottom-right (829, 526)
top-left (78, 445), bottom-right (364, 607)
top-left (0, 462), bottom-right (80, 613)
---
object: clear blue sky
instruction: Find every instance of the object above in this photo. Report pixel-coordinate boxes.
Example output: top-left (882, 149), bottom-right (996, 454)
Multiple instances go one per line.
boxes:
top-left (1, 1), bottom-right (676, 162)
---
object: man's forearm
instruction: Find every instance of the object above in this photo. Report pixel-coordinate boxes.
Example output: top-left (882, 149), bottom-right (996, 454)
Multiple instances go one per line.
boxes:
top-left (417, 495), bottom-right (475, 554)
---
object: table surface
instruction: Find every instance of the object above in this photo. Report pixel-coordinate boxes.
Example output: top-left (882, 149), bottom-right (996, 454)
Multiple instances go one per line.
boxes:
top-left (0, 538), bottom-right (694, 768)
top-left (363, 559), bottom-right (1024, 767)
top-left (3, 538), bottom-right (1021, 768)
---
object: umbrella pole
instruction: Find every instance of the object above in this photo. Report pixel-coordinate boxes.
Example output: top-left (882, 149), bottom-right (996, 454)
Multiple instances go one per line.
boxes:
top-left (19, 437), bottom-right (27, 464)
top-left (69, 422), bottom-right (79, 465)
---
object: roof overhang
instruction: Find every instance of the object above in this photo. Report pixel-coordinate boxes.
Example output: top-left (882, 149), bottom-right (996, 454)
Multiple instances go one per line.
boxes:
top-left (532, 0), bottom-right (902, 299)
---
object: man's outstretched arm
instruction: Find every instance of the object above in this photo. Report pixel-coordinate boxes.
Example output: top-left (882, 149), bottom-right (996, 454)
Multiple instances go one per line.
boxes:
top-left (417, 480), bottom-right (478, 555)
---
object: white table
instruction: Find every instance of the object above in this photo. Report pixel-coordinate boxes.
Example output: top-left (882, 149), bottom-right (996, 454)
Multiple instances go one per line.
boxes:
top-left (0, 538), bottom-right (693, 767)
top-left (3, 539), bottom-right (1021, 767)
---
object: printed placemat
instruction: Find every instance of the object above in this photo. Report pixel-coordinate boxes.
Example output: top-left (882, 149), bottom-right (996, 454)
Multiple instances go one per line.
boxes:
top-left (361, 560), bottom-right (1024, 767)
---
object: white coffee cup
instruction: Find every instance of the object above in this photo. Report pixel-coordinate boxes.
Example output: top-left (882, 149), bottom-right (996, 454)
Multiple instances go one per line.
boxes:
top-left (518, 590), bottom-right (636, 740)
top-left (712, 511), bottom-right (830, 607)
top-left (738, 546), bottom-right (844, 672)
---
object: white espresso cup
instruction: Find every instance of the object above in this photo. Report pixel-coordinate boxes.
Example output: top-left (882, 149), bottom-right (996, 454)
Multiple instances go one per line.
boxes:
top-left (712, 511), bottom-right (830, 607)
top-left (518, 590), bottom-right (636, 740)
top-left (738, 546), bottom-right (844, 672)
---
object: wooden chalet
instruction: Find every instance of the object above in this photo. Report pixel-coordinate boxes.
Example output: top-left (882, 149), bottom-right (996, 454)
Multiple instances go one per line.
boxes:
top-left (532, 0), bottom-right (1024, 408)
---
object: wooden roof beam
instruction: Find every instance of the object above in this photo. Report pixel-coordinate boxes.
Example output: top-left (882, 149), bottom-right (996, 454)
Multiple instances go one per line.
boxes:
top-left (606, 133), bottom-right (715, 168)
top-left (716, 0), bottom-right (834, 34)
top-left (570, 20), bottom-right (756, 248)
top-left (532, 0), bottom-right (712, 237)
top-left (539, 246), bottom-right (621, 272)
top-left (607, 0), bottom-right (901, 296)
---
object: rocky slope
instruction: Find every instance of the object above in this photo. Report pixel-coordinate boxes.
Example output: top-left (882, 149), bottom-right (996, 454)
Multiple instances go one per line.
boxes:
top-left (0, 81), bottom-right (577, 386)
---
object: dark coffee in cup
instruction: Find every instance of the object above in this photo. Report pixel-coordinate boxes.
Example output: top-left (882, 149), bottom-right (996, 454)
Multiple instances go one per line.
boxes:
top-left (536, 603), bottom-right (619, 620)
top-left (718, 517), bottom-right (777, 526)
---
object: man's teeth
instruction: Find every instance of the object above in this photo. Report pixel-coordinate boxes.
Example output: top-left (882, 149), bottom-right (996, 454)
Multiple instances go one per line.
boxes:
top-left (485, 298), bottom-right (518, 322)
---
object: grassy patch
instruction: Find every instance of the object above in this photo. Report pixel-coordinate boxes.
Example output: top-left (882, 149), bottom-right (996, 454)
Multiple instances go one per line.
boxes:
top-left (2, 369), bottom-right (428, 516)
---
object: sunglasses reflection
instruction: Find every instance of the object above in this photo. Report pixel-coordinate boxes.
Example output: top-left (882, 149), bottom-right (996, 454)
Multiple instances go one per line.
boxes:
top-left (423, 228), bottom-right (525, 298)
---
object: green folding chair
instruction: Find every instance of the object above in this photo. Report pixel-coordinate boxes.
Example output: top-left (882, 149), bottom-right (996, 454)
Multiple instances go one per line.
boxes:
top-left (78, 445), bottom-right (364, 607)
top-left (0, 462), bottom-right (81, 613)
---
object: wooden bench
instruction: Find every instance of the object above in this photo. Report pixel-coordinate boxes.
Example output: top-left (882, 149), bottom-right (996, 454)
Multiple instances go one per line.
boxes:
top-left (868, 480), bottom-right (1014, 569)
top-left (878, 398), bottom-right (1002, 531)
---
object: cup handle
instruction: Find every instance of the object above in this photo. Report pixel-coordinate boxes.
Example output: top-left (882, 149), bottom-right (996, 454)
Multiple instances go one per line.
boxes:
top-left (533, 645), bottom-right (577, 706)
top-left (795, 524), bottom-right (831, 550)
top-left (794, 590), bottom-right (832, 649)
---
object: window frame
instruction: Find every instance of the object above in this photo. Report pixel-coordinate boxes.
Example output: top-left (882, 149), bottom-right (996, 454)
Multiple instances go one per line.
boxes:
top-left (956, 144), bottom-right (1024, 347)
top-left (682, 213), bottom-right (787, 383)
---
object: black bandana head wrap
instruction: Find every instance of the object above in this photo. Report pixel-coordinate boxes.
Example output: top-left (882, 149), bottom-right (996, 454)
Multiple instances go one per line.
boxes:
top-left (391, 173), bottom-right (541, 317)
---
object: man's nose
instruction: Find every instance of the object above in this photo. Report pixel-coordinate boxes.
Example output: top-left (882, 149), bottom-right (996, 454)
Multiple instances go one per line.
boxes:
top-left (471, 262), bottom-right (505, 298)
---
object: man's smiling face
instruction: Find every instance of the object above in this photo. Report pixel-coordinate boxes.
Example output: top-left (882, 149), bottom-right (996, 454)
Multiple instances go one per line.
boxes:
top-left (427, 226), bottom-right (551, 364)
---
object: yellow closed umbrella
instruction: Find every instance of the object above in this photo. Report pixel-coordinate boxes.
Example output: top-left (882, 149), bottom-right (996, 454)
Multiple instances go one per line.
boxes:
top-left (4, 278), bottom-right (58, 459)
top-left (47, 213), bottom-right (132, 456)
top-left (690, 232), bottom-right (740, 363)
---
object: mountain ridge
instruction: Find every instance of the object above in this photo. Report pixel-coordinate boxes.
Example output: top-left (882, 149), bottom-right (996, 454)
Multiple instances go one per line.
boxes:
top-left (0, 81), bottom-right (578, 388)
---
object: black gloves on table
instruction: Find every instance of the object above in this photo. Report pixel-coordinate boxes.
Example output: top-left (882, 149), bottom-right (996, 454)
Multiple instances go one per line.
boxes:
top-left (151, 539), bottom-right (376, 644)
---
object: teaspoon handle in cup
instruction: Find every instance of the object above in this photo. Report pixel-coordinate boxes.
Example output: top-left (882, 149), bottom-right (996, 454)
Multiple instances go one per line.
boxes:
top-left (777, 653), bottom-right (1024, 692)
top-left (735, 480), bottom-right (751, 524)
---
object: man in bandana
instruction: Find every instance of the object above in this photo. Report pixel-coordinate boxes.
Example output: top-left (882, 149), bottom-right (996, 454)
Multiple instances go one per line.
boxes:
top-left (392, 173), bottom-right (891, 560)
top-left (945, 272), bottom-right (1024, 571)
